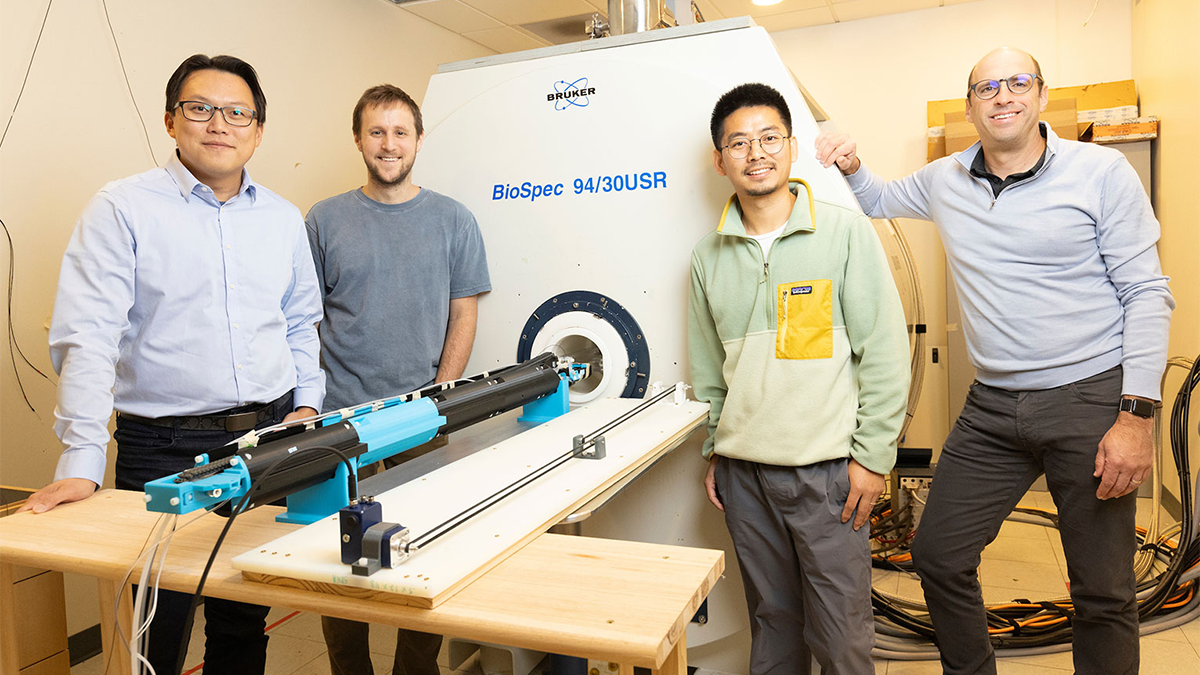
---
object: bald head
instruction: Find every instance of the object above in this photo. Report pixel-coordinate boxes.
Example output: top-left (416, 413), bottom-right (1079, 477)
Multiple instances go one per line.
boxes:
top-left (968, 47), bottom-right (1043, 93)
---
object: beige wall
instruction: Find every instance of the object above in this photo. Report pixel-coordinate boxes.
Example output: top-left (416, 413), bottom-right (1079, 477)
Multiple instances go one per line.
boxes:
top-left (1132, 0), bottom-right (1200, 505)
top-left (769, 0), bottom-right (1137, 454)
top-left (0, 0), bottom-right (491, 633)
top-left (0, 0), bottom-right (493, 492)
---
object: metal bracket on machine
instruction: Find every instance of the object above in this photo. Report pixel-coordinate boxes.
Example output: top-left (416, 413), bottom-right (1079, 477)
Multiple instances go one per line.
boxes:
top-left (351, 521), bottom-right (411, 577)
top-left (572, 434), bottom-right (606, 460)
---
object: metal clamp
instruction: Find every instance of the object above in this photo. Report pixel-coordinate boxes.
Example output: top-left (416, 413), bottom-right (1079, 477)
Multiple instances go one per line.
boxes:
top-left (572, 434), bottom-right (606, 460)
top-left (351, 521), bottom-right (411, 577)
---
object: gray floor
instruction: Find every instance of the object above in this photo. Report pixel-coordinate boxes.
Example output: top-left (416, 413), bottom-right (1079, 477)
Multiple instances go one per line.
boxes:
top-left (72, 491), bottom-right (1200, 675)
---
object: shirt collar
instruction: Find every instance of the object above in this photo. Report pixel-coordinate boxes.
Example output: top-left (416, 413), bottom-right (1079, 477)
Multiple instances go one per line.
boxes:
top-left (956, 120), bottom-right (1058, 174)
top-left (165, 151), bottom-right (257, 204)
top-left (717, 178), bottom-right (817, 238)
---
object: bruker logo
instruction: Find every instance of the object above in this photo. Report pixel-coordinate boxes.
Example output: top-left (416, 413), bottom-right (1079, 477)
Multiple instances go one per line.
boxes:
top-left (547, 77), bottom-right (594, 110)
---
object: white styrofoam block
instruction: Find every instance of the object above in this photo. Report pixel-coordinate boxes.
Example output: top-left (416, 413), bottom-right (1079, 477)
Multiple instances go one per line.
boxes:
top-left (232, 397), bottom-right (707, 602)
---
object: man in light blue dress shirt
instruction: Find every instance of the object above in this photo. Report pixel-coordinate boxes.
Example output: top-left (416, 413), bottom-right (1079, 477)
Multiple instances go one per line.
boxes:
top-left (19, 54), bottom-right (324, 675)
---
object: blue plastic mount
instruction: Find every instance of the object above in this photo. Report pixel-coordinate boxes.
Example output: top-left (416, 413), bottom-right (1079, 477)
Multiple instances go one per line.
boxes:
top-left (518, 375), bottom-right (571, 425)
top-left (276, 397), bottom-right (445, 525)
top-left (144, 453), bottom-right (252, 515)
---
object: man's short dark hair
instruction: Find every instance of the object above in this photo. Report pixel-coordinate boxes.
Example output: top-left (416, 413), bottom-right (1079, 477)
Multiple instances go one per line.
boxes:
top-left (353, 85), bottom-right (423, 139)
top-left (710, 83), bottom-right (792, 150)
top-left (165, 54), bottom-right (267, 124)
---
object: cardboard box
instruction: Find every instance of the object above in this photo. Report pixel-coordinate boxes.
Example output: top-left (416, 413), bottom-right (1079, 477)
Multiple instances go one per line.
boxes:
top-left (943, 98), bottom-right (1077, 155)
top-left (926, 126), bottom-right (946, 163)
top-left (1081, 116), bottom-right (1159, 144)
top-left (1077, 105), bottom-right (1139, 123)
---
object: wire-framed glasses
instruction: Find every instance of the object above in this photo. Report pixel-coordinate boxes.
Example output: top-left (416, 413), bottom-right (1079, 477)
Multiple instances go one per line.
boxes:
top-left (722, 133), bottom-right (788, 159)
top-left (174, 101), bottom-right (258, 127)
top-left (968, 74), bottom-right (1042, 100)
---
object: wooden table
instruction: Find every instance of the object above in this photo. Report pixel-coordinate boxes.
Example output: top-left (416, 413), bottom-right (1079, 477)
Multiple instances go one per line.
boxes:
top-left (0, 490), bottom-right (722, 675)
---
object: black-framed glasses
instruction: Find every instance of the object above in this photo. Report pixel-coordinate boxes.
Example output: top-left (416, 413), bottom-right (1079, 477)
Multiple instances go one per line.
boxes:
top-left (174, 101), bottom-right (258, 127)
top-left (721, 133), bottom-right (789, 160)
top-left (968, 73), bottom-right (1042, 100)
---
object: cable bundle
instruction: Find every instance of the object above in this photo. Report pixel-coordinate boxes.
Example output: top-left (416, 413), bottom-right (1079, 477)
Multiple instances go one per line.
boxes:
top-left (870, 355), bottom-right (1200, 659)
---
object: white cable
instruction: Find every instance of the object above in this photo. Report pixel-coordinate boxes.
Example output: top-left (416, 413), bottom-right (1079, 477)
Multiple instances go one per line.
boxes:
top-left (130, 515), bottom-right (171, 674)
top-left (111, 504), bottom-right (226, 674)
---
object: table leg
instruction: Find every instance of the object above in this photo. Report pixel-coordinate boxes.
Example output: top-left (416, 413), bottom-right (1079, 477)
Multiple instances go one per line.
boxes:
top-left (651, 632), bottom-right (686, 675)
top-left (617, 664), bottom-right (635, 675)
top-left (98, 578), bottom-right (133, 674)
top-left (1, 563), bottom-right (20, 675)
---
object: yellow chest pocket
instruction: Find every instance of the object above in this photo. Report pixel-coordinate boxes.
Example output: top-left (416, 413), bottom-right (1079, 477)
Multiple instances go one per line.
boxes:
top-left (776, 279), bottom-right (833, 360)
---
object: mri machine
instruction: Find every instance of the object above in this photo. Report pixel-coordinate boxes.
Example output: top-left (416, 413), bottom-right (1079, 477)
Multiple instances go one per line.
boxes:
top-left (413, 12), bottom-right (876, 672)
top-left (141, 9), bottom-right (925, 673)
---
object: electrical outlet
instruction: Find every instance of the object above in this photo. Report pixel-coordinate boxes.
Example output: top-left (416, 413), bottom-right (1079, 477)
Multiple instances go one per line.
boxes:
top-left (899, 476), bottom-right (932, 491)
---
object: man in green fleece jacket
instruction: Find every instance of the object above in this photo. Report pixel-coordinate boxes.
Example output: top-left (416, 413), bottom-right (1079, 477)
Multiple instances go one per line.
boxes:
top-left (689, 83), bottom-right (910, 674)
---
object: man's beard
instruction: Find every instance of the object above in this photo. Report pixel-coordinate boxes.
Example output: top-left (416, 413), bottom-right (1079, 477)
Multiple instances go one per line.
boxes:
top-left (745, 184), bottom-right (782, 197)
top-left (366, 159), bottom-right (413, 189)
top-left (743, 162), bottom-right (785, 197)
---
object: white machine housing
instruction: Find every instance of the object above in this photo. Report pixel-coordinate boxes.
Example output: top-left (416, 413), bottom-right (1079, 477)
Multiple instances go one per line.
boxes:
top-left (415, 17), bottom-right (857, 671)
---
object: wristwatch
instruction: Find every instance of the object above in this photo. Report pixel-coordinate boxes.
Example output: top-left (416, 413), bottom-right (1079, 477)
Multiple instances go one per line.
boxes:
top-left (1119, 397), bottom-right (1155, 419)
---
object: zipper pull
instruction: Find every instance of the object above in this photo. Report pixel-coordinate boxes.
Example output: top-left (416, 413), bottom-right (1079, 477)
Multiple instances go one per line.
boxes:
top-left (763, 261), bottom-right (770, 284)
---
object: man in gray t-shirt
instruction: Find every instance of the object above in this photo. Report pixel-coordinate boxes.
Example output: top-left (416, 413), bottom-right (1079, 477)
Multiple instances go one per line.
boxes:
top-left (306, 84), bottom-right (490, 675)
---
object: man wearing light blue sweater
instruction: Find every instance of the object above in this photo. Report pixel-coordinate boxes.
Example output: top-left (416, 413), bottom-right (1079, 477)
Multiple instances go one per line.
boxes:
top-left (817, 47), bottom-right (1174, 674)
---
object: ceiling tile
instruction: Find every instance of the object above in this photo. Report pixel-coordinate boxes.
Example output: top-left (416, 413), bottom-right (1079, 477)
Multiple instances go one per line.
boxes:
top-left (712, 0), bottom-right (827, 19)
top-left (832, 0), bottom-right (939, 22)
top-left (520, 14), bottom-right (598, 45)
top-left (459, 0), bottom-right (597, 25)
top-left (461, 25), bottom-right (550, 53)
top-left (755, 5), bottom-right (836, 31)
top-left (402, 0), bottom-right (504, 33)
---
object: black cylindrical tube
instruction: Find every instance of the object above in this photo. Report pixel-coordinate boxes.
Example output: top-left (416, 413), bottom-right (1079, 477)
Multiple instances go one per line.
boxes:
top-left (230, 421), bottom-right (365, 509)
top-left (429, 352), bottom-right (562, 434)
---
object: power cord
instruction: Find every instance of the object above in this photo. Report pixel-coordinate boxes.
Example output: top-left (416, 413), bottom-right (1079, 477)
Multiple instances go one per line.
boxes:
top-left (171, 444), bottom-right (356, 675)
top-left (2, 218), bottom-right (56, 414)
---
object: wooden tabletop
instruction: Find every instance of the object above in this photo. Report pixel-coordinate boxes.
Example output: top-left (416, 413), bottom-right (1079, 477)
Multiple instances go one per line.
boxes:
top-left (0, 490), bottom-right (722, 669)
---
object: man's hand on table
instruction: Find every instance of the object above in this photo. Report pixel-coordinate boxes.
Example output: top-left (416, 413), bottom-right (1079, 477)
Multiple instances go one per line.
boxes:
top-left (17, 477), bottom-right (98, 514)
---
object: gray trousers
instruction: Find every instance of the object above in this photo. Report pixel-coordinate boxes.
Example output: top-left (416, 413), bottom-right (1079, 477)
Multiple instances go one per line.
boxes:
top-left (715, 456), bottom-right (875, 675)
top-left (911, 366), bottom-right (1138, 675)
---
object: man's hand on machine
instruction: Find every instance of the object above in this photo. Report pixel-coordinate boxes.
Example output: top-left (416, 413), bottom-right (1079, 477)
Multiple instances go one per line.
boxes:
top-left (813, 132), bottom-right (861, 176)
top-left (842, 459), bottom-right (884, 531)
top-left (704, 455), bottom-right (724, 512)
top-left (17, 477), bottom-right (98, 514)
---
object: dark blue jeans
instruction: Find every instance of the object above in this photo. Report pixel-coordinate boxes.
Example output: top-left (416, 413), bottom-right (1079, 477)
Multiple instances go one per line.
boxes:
top-left (113, 392), bottom-right (293, 675)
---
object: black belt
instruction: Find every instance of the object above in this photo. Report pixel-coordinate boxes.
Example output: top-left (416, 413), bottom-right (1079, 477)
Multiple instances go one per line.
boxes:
top-left (118, 391), bottom-right (293, 433)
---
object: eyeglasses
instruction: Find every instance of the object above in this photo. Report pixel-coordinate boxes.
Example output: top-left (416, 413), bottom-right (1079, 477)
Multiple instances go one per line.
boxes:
top-left (174, 101), bottom-right (258, 127)
top-left (968, 73), bottom-right (1042, 100)
top-left (722, 133), bottom-right (788, 160)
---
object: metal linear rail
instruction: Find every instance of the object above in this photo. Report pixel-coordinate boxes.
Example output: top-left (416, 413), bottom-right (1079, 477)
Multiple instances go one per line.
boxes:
top-left (405, 383), bottom-right (680, 554)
